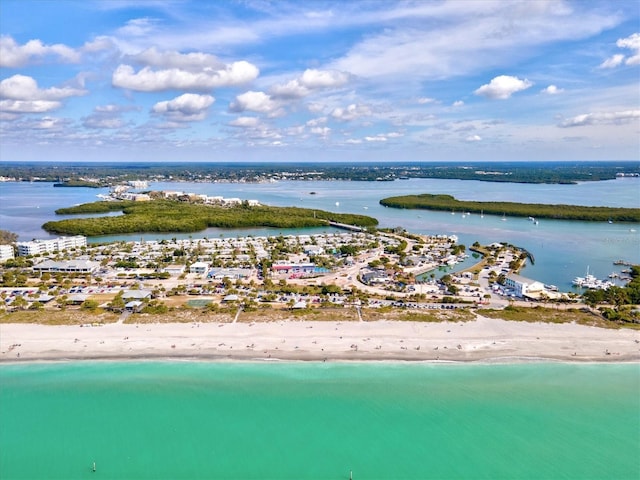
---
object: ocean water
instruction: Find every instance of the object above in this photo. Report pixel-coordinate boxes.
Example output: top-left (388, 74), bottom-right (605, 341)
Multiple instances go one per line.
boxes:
top-left (1, 362), bottom-right (638, 480)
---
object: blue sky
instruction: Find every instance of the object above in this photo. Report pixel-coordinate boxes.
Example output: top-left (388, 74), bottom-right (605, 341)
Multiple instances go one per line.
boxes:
top-left (0, 0), bottom-right (638, 162)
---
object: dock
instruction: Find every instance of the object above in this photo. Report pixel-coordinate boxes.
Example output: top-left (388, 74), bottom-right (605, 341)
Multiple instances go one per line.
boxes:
top-left (328, 221), bottom-right (366, 232)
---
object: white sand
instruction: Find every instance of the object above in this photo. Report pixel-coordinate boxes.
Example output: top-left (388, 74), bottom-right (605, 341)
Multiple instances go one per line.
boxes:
top-left (1, 315), bottom-right (639, 363)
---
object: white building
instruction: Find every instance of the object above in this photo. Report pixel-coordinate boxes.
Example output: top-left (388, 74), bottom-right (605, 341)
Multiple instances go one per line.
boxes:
top-left (17, 236), bottom-right (87, 256)
top-left (189, 262), bottom-right (210, 275)
top-left (504, 273), bottom-right (544, 298)
top-left (162, 264), bottom-right (186, 276)
top-left (32, 259), bottom-right (99, 273)
top-left (0, 244), bottom-right (14, 262)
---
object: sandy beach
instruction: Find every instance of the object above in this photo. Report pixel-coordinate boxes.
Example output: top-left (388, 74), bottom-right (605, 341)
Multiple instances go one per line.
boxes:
top-left (1, 315), bottom-right (639, 363)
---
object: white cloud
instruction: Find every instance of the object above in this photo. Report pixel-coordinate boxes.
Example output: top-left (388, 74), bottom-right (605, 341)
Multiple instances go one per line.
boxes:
top-left (152, 93), bottom-right (214, 122)
top-left (466, 134), bottom-right (482, 142)
top-left (599, 54), bottom-right (625, 68)
top-left (386, 131), bottom-right (403, 138)
top-left (329, 2), bottom-right (620, 81)
top-left (82, 104), bottom-right (138, 129)
top-left (0, 75), bottom-right (86, 114)
top-left (117, 18), bottom-right (157, 37)
top-left (270, 69), bottom-right (349, 100)
top-left (299, 69), bottom-right (349, 88)
top-left (229, 91), bottom-right (281, 115)
top-left (541, 85), bottom-right (563, 95)
top-left (331, 103), bottom-right (371, 121)
top-left (452, 100), bottom-right (464, 107)
top-left (0, 35), bottom-right (80, 67)
top-left (32, 117), bottom-right (69, 130)
top-left (269, 80), bottom-right (310, 99)
top-left (365, 135), bottom-right (387, 142)
top-left (83, 117), bottom-right (125, 129)
top-left (130, 47), bottom-right (221, 71)
top-left (306, 117), bottom-right (327, 128)
top-left (0, 99), bottom-right (61, 113)
top-left (617, 32), bottom-right (640, 65)
top-left (474, 75), bottom-right (533, 100)
top-left (112, 60), bottom-right (259, 92)
top-left (417, 97), bottom-right (436, 104)
top-left (310, 126), bottom-right (330, 137)
top-left (600, 33), bottom-right (640, 68)
top-left (559, 110), bottom-right (640, 127)
top-left (228, 116), bottom-right (260, 128)
top-left (81, 36), bottom-right (115, 53)
top-left (307, 102), bottom-right (325, 114)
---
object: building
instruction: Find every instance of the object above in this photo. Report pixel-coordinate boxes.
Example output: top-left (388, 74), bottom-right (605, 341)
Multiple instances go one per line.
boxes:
top-left (32, 259), bottom-right (99, 274)
top-left (121, 290), bottom-right (153, 300)
top-left (272, 263), bottom-right (316, 275)
top-left (189, 262), bottom-right (210, 275)
top-left (304, 245), bottom-right (324, 256)
top-left (0, 244), bottom-right (14, 263)
top-left (361, 269), bottom-right (391, 285)
top-left (504, 273), bottom-right (545, 298)
top-left (208, 268), bottom-right (253, 280)
top-left (17, 235), bottom-right (87, 256)
top-left (162, 264), bottom-right (186, 276)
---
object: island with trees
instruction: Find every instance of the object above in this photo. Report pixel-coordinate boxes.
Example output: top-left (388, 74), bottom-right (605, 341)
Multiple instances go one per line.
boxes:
top-left (43, 200), bottom-right (378, 236)
top-left (379, 194), bottom-right (640, 222)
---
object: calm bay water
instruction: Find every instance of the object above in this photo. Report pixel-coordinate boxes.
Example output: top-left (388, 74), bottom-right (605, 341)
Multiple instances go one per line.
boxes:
top-left (0, 177), bottom-right (638, 289)
top-left (1, 362), bottom-right (639, 480)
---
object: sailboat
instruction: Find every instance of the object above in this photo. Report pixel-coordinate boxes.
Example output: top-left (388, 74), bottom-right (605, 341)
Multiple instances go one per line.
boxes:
top-left (480, 210), bottom-right (484, 218)
top-left (501, 213), bottom-right (506, 221)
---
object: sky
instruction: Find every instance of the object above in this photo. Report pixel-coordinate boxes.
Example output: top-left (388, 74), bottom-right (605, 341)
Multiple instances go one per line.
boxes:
top-left (0, 0), bottom-right (638, 163)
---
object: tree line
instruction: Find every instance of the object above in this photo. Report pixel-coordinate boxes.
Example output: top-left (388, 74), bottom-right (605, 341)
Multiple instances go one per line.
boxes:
top-left (379, 194), bottom-right (640, 222)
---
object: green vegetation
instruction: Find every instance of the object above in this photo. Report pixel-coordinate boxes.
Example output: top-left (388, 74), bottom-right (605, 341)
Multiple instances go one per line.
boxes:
top-left (479, 306), bottom-right (627, 328)
top-left (380, 194), bottom-right (640, 222)
top-left (54, 180), bottom-right (103, 188)
top-left (0, 310), bottom-right (119, 325)
top-left (582, 265), bottom-right (640, 325)
top-left (43, 200), bottom-right (378, 236)
top-left (0, 229), bottom-right (18, 244)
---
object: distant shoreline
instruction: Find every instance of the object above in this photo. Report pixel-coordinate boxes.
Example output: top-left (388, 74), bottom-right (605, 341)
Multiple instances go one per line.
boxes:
top-left (2, 160), bottom-right (638, 186)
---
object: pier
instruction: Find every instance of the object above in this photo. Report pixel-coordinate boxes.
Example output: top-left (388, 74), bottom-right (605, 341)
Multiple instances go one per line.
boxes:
top-left (328, 221), bottom-right (366, 232)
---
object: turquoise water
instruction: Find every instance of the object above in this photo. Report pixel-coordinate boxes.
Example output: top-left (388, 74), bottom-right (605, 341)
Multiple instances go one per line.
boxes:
top-left (1, 362), bottom-right (639, 480)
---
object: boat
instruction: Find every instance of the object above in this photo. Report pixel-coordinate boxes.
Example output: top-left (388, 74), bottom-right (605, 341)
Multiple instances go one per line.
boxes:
top-left (572, 266), bottom-right (614, 290)
top-left (614, 260), bottom-right (632, 266)
top-left (501, 213), bottom-right (506, 221)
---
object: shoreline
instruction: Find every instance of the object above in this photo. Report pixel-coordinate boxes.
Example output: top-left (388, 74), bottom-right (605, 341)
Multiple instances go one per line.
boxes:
top-left (2, 315), bottom-right (639, 364)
